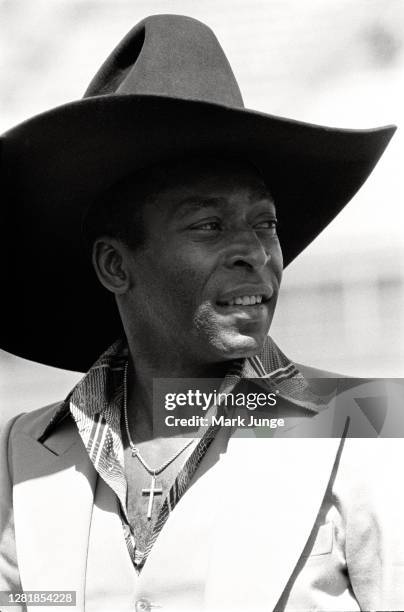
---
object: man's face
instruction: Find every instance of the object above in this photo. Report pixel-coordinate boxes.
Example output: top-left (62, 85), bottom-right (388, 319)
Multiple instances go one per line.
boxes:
top-left (123, 159), bottom-right (283, 365)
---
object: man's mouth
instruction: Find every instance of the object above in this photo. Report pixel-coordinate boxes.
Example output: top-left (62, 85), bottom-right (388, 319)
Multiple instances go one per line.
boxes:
top-left (217, 294), bottom-right (269, 307)
top-left (216, 284), bottom-right (273, 309)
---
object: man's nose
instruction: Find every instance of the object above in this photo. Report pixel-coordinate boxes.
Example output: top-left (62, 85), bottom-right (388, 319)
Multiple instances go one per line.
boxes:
top-left (223, 229), bottom-right (270, 271)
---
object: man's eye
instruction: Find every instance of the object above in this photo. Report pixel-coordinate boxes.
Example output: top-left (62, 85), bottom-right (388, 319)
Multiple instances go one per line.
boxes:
top-left (192, 221), bottom-right (221, 231)
top-left (254, 219), bottom-right (278, 231)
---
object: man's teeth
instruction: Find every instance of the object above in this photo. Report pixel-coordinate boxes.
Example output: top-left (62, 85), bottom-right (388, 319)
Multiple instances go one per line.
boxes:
top-left (224, 295), bottom-right (263, 306)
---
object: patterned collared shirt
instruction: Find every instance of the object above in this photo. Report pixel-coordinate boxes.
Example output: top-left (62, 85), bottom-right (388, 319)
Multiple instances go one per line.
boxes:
top-left (40, 336), bottom-right (323, 571)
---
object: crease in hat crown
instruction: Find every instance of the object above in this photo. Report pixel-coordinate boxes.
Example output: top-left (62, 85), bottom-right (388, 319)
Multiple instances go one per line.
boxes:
top-left (84, 14), bottom-right (244, 108)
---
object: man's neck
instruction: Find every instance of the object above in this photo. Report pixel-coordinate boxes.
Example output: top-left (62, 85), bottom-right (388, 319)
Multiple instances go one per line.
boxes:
top-left (125, 337), bottom-right (235, 443)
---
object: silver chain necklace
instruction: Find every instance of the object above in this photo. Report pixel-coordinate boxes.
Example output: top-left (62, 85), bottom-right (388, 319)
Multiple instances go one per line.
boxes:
top-left (123, 361), bottom-right (194, 519)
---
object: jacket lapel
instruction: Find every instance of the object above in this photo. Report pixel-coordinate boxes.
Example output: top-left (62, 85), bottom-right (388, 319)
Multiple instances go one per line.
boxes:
top-left (10, 422), bottom-right (97, 610)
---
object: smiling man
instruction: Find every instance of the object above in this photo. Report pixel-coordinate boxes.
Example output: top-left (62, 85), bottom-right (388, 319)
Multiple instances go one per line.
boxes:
top-left (1, 13), bottom-right (403, 612)
top-left (89, 156), bottom-right (282, 372)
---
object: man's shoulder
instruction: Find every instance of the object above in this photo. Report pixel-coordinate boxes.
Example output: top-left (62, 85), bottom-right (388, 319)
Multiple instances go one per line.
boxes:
top-left (295, 362), bottom-right (345, 379)
top-left (6, 401), bottom-right (65, 442)
top-left (293, 362), bottom-right (347, 398)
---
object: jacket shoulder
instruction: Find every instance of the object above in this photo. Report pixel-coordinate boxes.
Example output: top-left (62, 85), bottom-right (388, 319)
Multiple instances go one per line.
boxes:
top-left (8, 401), bottom-right (65, 441)
top-left (295, 362), bottom-right (347, 378)
top-left (295, 362), bottom-right (348, 397)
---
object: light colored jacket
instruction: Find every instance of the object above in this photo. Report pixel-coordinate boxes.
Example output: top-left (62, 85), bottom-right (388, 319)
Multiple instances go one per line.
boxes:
top-left (1, 367), bottom-right (404, 612)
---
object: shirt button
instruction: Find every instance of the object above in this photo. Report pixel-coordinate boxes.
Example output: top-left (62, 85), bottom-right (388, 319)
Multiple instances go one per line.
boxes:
top-left (135, 599), bottom-right (151, 612)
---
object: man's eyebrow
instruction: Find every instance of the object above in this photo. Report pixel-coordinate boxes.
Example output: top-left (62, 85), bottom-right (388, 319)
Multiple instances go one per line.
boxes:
top-left (248, 185), bottom-right (275, 204)
top-left (173, 197), bottom-right (227, 219)
top-left (174, 191), bottom-right (275, 219)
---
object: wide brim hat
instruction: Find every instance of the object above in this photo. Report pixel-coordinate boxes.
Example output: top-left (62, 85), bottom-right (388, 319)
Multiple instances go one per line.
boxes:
top-left (1, 14), bottom-right (396, 372)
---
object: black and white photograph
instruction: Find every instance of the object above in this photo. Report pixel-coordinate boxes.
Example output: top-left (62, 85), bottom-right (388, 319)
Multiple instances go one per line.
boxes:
top-left (1, 1), bottom-right (404, 611)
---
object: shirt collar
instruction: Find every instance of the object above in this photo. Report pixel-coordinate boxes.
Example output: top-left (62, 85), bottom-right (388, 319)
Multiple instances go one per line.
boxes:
top-left (39, 335), bottom-right (323, 441)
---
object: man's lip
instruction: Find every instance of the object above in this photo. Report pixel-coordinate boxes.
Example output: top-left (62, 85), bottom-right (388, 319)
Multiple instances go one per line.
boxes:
top-left (216, 285), bottom-right (273, 305)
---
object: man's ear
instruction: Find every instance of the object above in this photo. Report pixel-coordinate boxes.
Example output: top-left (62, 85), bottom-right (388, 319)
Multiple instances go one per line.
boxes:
top-left (92, 237), bottom-right (132, 295)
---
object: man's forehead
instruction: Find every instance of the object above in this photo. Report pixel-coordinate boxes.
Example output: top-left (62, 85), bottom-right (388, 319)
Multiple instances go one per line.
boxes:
top-left (101, 155), bottom-right (275, 222)
top-left (141, 156), bottom-right (274, 209)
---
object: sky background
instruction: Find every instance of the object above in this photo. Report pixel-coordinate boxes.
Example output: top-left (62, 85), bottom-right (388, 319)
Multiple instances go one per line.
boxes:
top-left (1, 0), bottom-right (403, 419)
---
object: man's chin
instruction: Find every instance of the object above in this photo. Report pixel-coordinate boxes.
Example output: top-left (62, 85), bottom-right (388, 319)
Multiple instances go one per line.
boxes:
top-left (213, 333), bottom-right (267, 361)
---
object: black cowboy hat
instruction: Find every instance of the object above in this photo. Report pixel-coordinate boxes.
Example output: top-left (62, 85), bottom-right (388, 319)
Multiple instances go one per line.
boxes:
top-left (1, 14), bottom-right (396, 372)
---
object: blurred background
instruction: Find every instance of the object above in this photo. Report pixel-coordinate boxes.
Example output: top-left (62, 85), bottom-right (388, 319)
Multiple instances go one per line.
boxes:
top-left (1, 0), bottom-right (403, 420)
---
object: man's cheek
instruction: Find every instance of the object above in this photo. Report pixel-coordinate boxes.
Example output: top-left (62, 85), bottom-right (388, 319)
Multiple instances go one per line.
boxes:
top-left (160, 270), bottom-right (202, 320)
top-left (273, 243), bottom-right (284, 279)
top-left (167, 260), bottom-right (206, 298)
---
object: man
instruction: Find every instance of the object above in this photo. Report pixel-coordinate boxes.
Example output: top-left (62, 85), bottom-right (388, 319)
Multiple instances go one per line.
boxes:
top-left (1, 14), bottom-right (403, 612)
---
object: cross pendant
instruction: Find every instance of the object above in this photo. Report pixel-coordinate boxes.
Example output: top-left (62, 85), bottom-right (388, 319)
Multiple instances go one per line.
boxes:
top-left (142, 475), bottom-right (163, 519)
